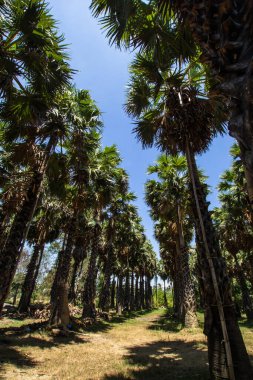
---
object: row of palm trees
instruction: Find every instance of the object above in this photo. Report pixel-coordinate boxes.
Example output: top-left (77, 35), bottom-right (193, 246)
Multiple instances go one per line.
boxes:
top-left (90, 1), bottom-right (253, 379)
top-left (0, 0), bottom-right (157, 328)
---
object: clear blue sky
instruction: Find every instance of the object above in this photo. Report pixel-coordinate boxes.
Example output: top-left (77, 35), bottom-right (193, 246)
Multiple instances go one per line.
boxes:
top-left (49, 0), bottom-right (234, 253)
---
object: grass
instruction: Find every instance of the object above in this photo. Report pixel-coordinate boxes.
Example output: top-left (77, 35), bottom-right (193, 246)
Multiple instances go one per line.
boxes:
top-left (0, 309), bottom-right (252, 380)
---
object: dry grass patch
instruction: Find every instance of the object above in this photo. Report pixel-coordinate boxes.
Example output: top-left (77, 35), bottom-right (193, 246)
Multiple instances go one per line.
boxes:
top-left (0, 309), bottom-right (252, 380)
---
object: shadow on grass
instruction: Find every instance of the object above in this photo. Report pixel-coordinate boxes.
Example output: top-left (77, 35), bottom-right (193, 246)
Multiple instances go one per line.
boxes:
top-left (102, 310), bottom-right (209, 380)
top-left (103, 339), bottom-right (209, 380)
top-left (83, 309), bottom-right (153, 333)
top-left (239, 318), bottom-right (253, 329)
top-left (148, 310), bottom-right (182, 333)
top-left (0, 329), bottom-right (85, 376)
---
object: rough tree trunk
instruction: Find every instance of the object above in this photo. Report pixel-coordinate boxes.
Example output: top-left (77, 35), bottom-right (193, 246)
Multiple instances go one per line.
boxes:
top-left (82, 224), bottom-right (100, 319)
top-left (176, 205), bottom-right (198, 328)
top-left (145, 276), bottom-right (152, 309)
top-left (234, 256), bottom-right (253, 321)
top-left (163, 279), bottom-right (168, 309)
top-left (68, 259), bottom-right (80, 305)
top-left (134, 275), bottom-right (140, 310)
top-left (130, 271), bottom-right (135, 311)
top-left (18, 240), bottom-right (45, 313)
top-left (0, 171), bottom-right (43, 313)
top-left (116, 275), bottom-right (123, 315)
top-left (110, 276), bottom-right (116, 309)
top-left (186, 144), bottom-right (252, 380)
top-left (0, 137), bottom-right (55, 314)
top-left (50, 216), bottom-right (77, 327)
top-left (99, 248), bottom-right (113, 312)
top-left (124, 269), bottom-right (130, 311)
top-left (140, 275), bottom-right (145, 309)
top-left (173, 249), bottom-right (182, 317)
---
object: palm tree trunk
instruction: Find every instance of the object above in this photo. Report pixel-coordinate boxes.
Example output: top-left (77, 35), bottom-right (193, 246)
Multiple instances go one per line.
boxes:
top-left (116, 275), bottom-right (123, 315)
top-left (50, 216), bottom-right (77, 327)
top-left (176, 204), bottom-right (198, 328)
top-left (12, 284), bottom-right (20, 306)
top-left (134, 275), bottom-right (140, 310)
top-left (173, 246), bottom-right (183, 319)
top-left (124, 268), bottom-right (130, 311)
top-left (0, 170), bottom-right (43, 313)
top-left (18, 239), bottom-right (45, 313)
top-left (99, 248), bottom-right (113, 312)
top-left (110, 276), bottom-right (116, 309)
top-left (68, 258), bottom-right (80, 305)
top-left (163, 279), bottom-right (168, 308)
top-left (140, 275), bottom-right (145, 309)
top-left (177, 1), bottom-right (253, 217)
top-left (82, 224), bottom-right (100, 319)
top-left (145, 276), bottom-right (152, 309)
top-left (234, 257), bottom-right (253, 321)
top-left (0, 137), bottom-right (56, 314)
top-left (186, 140), bottom-right (252, 380)
top-left (130, 271), bottom-right (135, 311)
top-left (248, 254), bottom-right (253, 288)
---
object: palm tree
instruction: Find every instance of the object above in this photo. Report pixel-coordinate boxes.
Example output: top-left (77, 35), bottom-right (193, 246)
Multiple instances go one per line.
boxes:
top-left (158, 0), bottom-right (253, 209)
top-left (146, 154), bottom-right (198, 327)
top-left (50, 91), bottom-right (102, 327)
top-left (0, 0), bottom-right (72, 313)
top-left (82, 146), bottom-right (128, 319)
top-left (18, 197), bottom-right (62, 313)
top-left (124, 51), bottom-right (251, 378)
top-left (99, 192), bottom-right (136, 312)
top-left (90, 0), bottom-right (253, 223)
top-left (213, 144), bottom-right (253, 321)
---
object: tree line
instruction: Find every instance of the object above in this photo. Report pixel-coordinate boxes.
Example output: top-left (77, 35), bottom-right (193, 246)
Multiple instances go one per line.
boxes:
top-left (90, 1), bottom-right (253, 379)
top-left (1, 1), bottom-right (253, 380)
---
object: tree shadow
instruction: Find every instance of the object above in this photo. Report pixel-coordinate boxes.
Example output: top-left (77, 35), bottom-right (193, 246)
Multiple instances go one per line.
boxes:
top-left (148, 312), bottom-right (182, 333)
top-left (103, 310), bottom-right (209, 380)
top-left (0, 330), bottom-right (85, 376)
top-left (103, 339), bottom-right (209, 380)
top-left (78, 309), bottom-right (153, 333)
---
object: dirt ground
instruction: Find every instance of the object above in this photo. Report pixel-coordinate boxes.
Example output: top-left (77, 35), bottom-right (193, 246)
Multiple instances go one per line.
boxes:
top-left (0, 309), bottom-right (252, 380)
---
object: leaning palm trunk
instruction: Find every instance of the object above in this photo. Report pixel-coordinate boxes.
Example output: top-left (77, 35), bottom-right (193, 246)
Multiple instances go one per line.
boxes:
top-left (82, 224), bottom-right (100, 319)
top-left (186, 141), bottom-right (252, 380)
top-left (18, 239), bottom-right (45, 313)
top-left (50, 216), bottom-right (77, 327)
top-left (0, 170), bottom-right (43, 313)
top-left (0, 137), bottom-right (55, 313)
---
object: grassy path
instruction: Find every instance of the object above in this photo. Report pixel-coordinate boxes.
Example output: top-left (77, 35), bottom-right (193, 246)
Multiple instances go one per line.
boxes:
top-left (0, 309), bottom-right (252, 380)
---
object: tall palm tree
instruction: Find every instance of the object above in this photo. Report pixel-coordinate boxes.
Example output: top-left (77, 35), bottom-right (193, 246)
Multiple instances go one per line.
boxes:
top-left (50, 91), bottom-right (102, 327)
top-left (91, 0), bottom-right (253, 220)
top-left (124, 51), bottom-right (251, 378)
top-left (213, 144), bottom-right (253, 321)
top-left (82, 146), bottom-right (128, 319)
top-left (0, 0), bottom-right (72, 313)
top-left (146, 154), bottom-right (198, 327)
top-left (99, 192), bottom-right (136, 312)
